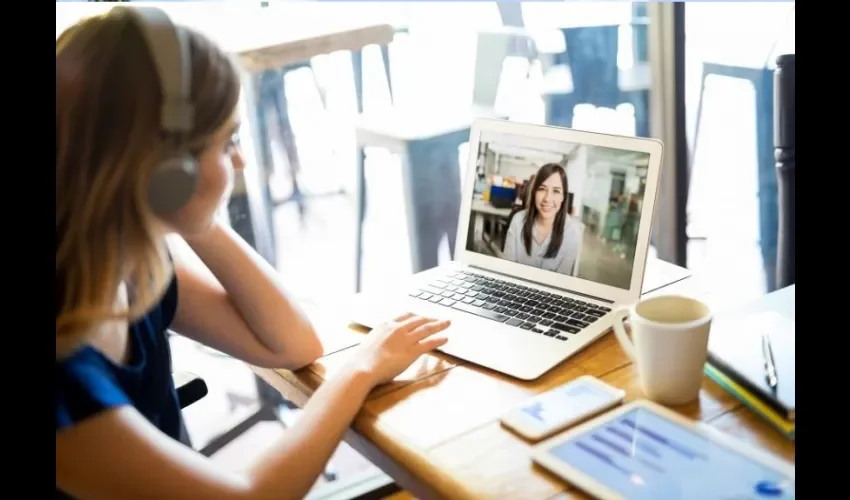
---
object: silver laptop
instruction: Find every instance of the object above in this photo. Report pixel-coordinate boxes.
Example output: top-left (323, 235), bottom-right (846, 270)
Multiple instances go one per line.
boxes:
top-left (351, 118), bottom-right (664, 380)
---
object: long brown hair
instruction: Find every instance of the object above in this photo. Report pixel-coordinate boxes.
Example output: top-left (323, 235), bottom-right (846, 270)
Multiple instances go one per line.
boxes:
top-left (56, 11), bottom-right (241, 357)
top-left (521, 163), bottom-right (569, 258)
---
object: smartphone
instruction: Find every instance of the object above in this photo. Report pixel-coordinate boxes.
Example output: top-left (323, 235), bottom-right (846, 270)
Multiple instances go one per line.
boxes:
top-left (500, 375), bottom-right (626, 442)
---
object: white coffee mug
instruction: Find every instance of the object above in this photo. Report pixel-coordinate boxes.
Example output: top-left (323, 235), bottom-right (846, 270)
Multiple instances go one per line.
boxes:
top-left (611, 295), bottom-right (713, 406)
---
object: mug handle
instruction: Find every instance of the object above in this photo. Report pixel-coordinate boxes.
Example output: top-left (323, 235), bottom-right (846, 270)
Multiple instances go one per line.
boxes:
top-left (611, 306), bottom-right (637, 362)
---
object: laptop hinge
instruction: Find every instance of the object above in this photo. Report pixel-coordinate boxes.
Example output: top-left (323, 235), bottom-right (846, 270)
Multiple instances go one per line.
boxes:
top-left (466, 265), bottom-right (615, 304)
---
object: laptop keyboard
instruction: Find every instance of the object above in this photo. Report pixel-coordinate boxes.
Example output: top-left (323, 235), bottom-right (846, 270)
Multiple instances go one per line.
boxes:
top-left (409, 270), bottom-right (611, 342)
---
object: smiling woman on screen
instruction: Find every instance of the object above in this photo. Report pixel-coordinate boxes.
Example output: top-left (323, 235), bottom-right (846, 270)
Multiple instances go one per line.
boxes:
top-left (503, 163), bottom-right (584, 275)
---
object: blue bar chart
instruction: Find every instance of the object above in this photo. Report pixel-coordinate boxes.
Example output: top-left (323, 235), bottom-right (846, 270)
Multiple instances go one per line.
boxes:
top-left (548, 408), bottom-right (795, 500)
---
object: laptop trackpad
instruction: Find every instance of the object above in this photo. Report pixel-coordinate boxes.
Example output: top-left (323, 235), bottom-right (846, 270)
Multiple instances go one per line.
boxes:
top-left (348, 294), bottom-right (455, 329)
top-left (349, 293), bottom-right (417, 328)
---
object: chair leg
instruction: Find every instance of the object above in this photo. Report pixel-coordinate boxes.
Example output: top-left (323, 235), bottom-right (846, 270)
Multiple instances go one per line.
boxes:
top-left (633, 90), bottom-right (649, 138)
top-left (198, 405), bottom-right (279, 458)
top-left (309, 65), bottom-right (329, 110)
top-left (404, 134), bottom-right (465, 273)
top-left (351, 48), bottom-right (367, 294)
top-left (266, 70), bottom-right (307, 222)
top-left (379, 45), bottom-right (393, 105)
top-left (354, 147), bottom-right (367, 293)
top-left (546, 93), bottom-right (578, 129)
top-left (351, 50), bottom-right (365, 114)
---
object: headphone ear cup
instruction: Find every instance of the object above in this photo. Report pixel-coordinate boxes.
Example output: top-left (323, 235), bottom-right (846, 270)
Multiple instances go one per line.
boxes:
top-left (147, 155), bottom-right (199, 216)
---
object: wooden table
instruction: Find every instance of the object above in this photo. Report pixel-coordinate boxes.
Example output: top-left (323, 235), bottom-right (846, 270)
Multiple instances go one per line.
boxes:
top-left (253, 259), bottom-right (793, 499)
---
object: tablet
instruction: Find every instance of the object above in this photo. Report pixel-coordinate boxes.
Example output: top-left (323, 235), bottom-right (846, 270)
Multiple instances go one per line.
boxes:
top-left (531, 400), bottom-right (795, 500)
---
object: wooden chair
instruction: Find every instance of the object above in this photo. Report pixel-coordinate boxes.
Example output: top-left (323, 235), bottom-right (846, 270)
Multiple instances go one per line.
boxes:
top-left (542, 26), bottom-right (619, 130)
top-left (541, 21), bottom-right (650, 138)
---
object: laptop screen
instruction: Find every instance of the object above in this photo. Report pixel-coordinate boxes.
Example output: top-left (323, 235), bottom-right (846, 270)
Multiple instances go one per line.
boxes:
top-left (465, 130), bottom-right (651, 291)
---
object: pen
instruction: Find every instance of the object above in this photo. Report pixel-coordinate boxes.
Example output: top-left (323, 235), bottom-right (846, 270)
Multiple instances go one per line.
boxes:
top-left (762, 332), bottom-right (778, 389)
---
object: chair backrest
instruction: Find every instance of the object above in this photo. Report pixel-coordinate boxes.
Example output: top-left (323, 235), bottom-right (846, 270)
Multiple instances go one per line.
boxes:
top-left (472, 29), bottom-right (537, 109)
top-left (559, 25), bottom-right (620, 109)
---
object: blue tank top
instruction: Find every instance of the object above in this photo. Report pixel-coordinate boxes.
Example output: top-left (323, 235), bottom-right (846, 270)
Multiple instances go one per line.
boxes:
top-left (55, 275), bottom-right (181, 499)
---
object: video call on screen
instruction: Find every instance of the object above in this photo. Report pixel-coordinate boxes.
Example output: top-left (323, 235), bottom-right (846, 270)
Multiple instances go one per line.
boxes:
top-left (466, 131), bottom-right (651, 290)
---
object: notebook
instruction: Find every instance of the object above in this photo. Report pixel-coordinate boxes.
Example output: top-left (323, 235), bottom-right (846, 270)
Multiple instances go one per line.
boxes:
top-left (706, 285), bottom-right (795, 423)
top-left (704, 364), bottom-right (794, 439)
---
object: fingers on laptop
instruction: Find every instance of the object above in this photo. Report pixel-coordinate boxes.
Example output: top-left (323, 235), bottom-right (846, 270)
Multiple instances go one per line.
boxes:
top-left (396, 315), bottom-right (449, 332)
top-left (390, 314), bottom-right (450, 349)
top-left (410, 319), bottom-right (451, 354)
top-left (393, 312), bottom-right (415, 323)
top-left (393, 312), bottom-right (438, 330)
top-left (409, 319), bottom-right (451, 341)
top-left (417, 336), bottom-right (449, 353)
top-left (397, 315), bottom-right (433, 332)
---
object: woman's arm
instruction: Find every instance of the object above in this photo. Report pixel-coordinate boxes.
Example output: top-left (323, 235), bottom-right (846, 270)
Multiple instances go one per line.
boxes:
top-left (170, 223), bottom-right (322, 370)
top-left (56, 315), bottom-right (450, 500)
top-left (57, 364), bottom-right (372, 500)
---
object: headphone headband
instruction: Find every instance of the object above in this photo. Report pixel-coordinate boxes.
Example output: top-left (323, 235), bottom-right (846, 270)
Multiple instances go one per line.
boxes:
top-left (107, 6), bottom-right (201, 216)
top-left (111, 6), bottom-right (194, 133)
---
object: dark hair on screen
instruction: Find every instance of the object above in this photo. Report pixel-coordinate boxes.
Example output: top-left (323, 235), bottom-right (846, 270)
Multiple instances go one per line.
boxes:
top-left (521, 163), bottom-right (569, 258)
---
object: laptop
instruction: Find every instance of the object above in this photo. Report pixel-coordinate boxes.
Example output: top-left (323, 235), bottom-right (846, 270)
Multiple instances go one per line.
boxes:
top-left (351, 118), bottom-right (664, 380)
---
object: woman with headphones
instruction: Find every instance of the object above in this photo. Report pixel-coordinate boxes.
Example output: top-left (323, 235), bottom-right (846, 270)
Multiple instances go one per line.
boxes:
top-left (56, 7), bottom-right (450, 499)
top-left (503, 163), bottom-right (584, 275)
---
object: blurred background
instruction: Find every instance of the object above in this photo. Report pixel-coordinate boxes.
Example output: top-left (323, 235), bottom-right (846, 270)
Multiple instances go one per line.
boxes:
top-left (57, 1), bottom-right (796, 497)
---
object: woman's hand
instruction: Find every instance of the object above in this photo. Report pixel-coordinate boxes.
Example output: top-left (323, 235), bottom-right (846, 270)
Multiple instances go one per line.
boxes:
top-left (346, 313), bottom-right (451, 387)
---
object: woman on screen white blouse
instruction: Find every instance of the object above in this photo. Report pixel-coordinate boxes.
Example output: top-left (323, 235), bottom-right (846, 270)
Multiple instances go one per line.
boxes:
top-left (503, 163), bottom-right (584, 275)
